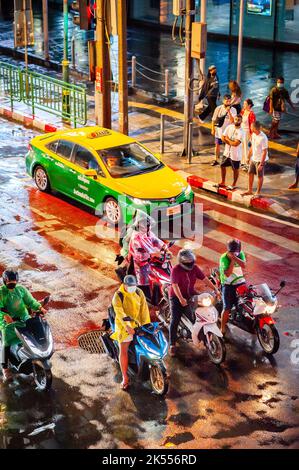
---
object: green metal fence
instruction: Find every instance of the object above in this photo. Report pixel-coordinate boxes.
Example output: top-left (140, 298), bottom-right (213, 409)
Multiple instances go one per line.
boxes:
top-left (0, 62), bottom-right (87, 126)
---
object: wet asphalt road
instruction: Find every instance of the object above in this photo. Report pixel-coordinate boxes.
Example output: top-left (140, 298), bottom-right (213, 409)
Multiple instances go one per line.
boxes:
top-left (0, 118), bottom-right (298, 449)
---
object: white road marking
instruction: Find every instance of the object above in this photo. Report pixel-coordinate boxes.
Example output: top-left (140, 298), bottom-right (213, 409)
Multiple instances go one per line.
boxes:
top-left (48, 230), bottom-right (116, 266)
top-left (205, 210), bottom-right (299, 254)
top-left (204, 229), bottom-right (281, 261)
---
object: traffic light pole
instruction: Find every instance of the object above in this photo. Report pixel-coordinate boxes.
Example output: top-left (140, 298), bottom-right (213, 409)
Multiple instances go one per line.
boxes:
top-left (95, 0), bottom-right (111, 128)
top-left (62, 0), bottom-right (70, 121)
top-left (182, 0), bottom-right (195, 157)
top-left (117, 0), bottom-right (128, 135)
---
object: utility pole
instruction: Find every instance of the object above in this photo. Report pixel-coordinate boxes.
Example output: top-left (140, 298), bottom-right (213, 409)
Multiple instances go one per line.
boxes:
top-left (42, 0), bottom-right (49, 61)
top-left (182, 0), bottom-right (195, 157)
top-left (95, 0), bottom-right (111, 128)
top-left (237, 0), bottom-right (244, 84)
top-left (117, 0), bottom-right (128, 135)
top-left (62, 0), bottom-right (70, 121)
top-left (199, 0), bottom-right (206, 76)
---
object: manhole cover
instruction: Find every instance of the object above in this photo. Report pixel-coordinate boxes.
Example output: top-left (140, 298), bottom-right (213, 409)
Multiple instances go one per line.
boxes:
top-left (78, 330), bottom-right (106, 354)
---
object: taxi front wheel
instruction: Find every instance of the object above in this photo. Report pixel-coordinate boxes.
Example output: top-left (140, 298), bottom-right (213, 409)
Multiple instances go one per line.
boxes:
top-left (34, 166), bottom-right (51, 193)
top-left (104, 197), bottom-right (122, 226)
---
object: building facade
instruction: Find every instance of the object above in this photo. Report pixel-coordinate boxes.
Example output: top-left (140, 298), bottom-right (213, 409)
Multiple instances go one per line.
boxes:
top-left (128, 0), bottom-right (299, 49)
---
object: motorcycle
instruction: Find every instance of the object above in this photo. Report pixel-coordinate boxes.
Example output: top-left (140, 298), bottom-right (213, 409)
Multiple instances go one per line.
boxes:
top-left (115, 241), bottom-right (175, 307)
top-left (209, 269), bottom-right (285, 355)
top-left (158, 292), bottom-right (226, 365)
top-left (0, 296), bottom-right (54, 391)
top-left (100, 310), bottom-right (169, 396)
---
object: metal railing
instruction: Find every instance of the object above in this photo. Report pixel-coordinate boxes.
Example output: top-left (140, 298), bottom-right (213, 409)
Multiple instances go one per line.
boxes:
top-left (0, 62), bottom-right (87, 126)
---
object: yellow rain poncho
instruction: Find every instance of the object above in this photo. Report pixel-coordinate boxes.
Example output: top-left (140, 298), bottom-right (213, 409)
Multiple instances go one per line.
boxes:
top-left (110, 284), bottom-right (150, 343)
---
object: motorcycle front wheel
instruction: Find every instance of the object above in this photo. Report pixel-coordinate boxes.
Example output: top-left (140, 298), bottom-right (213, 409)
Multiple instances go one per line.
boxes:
top-left (257, 324), bottom-right (280, 354)
top-left (149, 364), bottom-right (169, 396)
top-left (205, 333), bottom-right (226, 365)
top-left (33, 363), bottom-right (52, 391)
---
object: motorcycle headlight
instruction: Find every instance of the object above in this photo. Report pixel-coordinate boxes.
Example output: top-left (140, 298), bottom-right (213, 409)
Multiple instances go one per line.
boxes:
top-left (197, 294), bottom-right (213, 307)
top-left (265, 301), bottom-right (277, 314)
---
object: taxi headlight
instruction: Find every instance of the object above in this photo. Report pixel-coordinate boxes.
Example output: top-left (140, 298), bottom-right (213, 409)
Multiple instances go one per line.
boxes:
top-left (129, 196), bottom-right (151, 206)
top-left (184, 184), bottom-right (192, 196)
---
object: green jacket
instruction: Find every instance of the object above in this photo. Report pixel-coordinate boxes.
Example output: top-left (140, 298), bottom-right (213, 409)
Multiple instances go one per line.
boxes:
top-left (0, 285), bottom-right (41, 346)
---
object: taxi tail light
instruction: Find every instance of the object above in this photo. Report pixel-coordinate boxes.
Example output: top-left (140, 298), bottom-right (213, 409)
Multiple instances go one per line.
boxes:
top-left (28, 144), bottom-right (32, 150)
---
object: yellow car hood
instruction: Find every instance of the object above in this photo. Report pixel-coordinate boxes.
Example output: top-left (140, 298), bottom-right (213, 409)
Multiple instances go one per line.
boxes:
top-left (112, 166), bottom-right (187, 199)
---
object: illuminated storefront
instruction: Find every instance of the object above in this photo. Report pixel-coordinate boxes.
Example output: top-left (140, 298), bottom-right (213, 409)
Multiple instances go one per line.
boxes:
top-left (128, 0), bottom-right (299, 48)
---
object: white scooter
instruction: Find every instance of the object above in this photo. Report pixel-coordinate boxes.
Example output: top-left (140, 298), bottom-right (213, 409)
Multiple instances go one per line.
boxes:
top-left (159, 292), bottom-right (226, 364)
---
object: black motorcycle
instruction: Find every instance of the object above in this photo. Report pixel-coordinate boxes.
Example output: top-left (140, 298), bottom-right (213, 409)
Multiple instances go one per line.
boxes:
top-left (0, 296), bottom-right (54, 391)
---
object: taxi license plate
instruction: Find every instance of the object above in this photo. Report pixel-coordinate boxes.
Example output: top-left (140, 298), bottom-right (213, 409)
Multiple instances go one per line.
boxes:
top-left (167, 205), bottom-right (181, 216)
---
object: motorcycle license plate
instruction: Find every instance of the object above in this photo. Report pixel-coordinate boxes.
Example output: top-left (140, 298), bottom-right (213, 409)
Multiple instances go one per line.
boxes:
top-left (167, 205), bottom-right (180, 216)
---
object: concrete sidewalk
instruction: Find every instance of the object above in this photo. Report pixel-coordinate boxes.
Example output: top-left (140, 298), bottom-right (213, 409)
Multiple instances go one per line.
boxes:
top-left (0, 93), bottom-right (298, 222)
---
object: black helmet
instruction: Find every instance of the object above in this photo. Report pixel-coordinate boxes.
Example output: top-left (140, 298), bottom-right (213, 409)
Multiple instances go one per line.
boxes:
top-left (3, 269), bottom-right (19, 284)
top-left (178, 249), bottom-right (196, 271)
top-left (227, 239), bottom-right (241, 254)
top-left (123, 275), bottom-right (137, 286)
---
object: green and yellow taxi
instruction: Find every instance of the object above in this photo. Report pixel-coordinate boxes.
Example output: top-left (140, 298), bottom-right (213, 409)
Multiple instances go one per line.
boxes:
top-left (26, 126), bottom-right (194, 225)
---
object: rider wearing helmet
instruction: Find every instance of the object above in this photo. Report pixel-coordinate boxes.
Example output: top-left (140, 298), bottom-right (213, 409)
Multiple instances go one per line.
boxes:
top-left (111, 275), bottom-right (150, 390)
top-left (128, 214), bottom-right (169, 300)
top-left (0, 269), bottom-right (46, 382)
top-left (219, 239), bottom-right (247, 335)
top-left (168, 249), bottom-right (221, 356)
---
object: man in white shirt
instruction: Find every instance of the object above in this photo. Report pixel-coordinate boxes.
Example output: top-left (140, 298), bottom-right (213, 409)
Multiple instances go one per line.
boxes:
top-left (242, 121), bottom-right (269, 197)
top-left (219, 115), bottom-right (244, 189)
top-left (211, 95), bottom-right (237, 166)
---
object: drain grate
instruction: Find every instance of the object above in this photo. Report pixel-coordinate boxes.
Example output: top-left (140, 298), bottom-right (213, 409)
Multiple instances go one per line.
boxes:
top-left (78, 330), bottom-right (106, 354)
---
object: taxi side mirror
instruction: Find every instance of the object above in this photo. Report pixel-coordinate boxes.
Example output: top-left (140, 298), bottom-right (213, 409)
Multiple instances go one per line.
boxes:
top-left (84, 169), bottom-right (97, 179)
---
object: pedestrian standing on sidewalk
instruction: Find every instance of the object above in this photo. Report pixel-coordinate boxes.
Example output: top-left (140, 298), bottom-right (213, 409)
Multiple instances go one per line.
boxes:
top-left (228, 80), bottom-right (242, 114)
top-left (197, 65), bottom-right (220, 123)
top-left (219, 115), bottom-right (244, 190)
top-left (288, 142), bottom-right (299, 189)
top-left (240, 99), bottom-right (256, 170)
top-left (268, 77), bottom-right (295, 139)
top-left (242, 121), bottom-right (269, 198)
top-left (211, 95), bottom-right (237, 166)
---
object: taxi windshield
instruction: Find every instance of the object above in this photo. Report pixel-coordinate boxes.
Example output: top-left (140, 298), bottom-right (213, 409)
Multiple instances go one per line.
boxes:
top-left (97, 143), bottom-right (164, 178)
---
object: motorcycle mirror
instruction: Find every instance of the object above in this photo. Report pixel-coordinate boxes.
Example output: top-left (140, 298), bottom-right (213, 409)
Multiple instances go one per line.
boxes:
top-left (280, 280), bottom-right (286, 288)
top-left (123, 316), bottom-right (133, 322)
top-left (42, 296), bottom-right (50, 306)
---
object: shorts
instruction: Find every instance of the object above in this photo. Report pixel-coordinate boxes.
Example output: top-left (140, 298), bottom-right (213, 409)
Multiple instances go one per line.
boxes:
top-left (272, 110), bottom-right (281, 122)
top-left (220, 156), bottom-right (240, 170)
top-left (249, 160), bottom-right (266, 177)
top-left (222, 284), bottom-right (240, 310)
top-left (215, 137), bottom-right (223, 145)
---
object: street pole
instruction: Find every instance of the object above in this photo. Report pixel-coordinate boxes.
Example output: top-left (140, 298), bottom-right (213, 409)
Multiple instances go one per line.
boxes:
top-left (42, 0), bottom-right (49, 61)
top-left (117, 0), bottom-right (128, 135)
top-left (182, 0), bottom-right (195, 157)
top-left (237, 0), bottom-right (244, 84)
top-left (23, 0), bottom-right (29, 96)
top-left (62, 0), bottom-right (70, 121)
top-left (95, 0), bottom-right (111, 128)
top-left (199, 0), bottom-right (206, 77)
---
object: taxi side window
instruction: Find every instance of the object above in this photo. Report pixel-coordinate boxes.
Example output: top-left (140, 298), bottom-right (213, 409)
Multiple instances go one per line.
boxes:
top-left (46, 140), bottom-right (59, 154)
top-left (56, 140), bottom-right (74, 160)
top-left (74, 145), bottom-right (100, 172)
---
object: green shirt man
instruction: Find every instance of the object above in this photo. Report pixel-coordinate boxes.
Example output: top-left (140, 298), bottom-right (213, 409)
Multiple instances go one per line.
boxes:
top-left (219, 250), bottom-right (246, 286)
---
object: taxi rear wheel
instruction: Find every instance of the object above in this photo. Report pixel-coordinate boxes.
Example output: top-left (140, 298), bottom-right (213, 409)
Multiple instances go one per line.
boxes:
top-left (34, 166), bottom-right (51, 192)
top-left (104, 197), bottom-right (122, 226)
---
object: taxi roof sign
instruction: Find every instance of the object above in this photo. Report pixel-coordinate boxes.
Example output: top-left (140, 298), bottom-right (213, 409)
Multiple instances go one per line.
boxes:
top-left (87, 130), bottom-right (112, 139)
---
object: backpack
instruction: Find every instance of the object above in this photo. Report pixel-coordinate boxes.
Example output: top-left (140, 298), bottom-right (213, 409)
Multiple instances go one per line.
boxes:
top-left (214, 111), bottom-right (228, 128)
top-left (263, 95), bottom-right (271, 113)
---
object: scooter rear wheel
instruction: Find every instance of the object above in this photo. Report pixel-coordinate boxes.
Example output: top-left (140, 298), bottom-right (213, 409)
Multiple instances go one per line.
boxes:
top-left (33, 363), bottom-right (52, 391)
top-left (149, 364), bottom-right (168, 396)
top-left (206, 333), bottom-right (226, 365)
